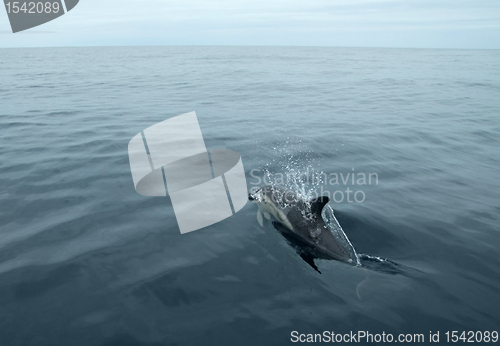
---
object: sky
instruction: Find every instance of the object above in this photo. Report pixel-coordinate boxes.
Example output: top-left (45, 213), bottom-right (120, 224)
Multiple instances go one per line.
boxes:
top-left (1, 0), bottom-right (499, 49)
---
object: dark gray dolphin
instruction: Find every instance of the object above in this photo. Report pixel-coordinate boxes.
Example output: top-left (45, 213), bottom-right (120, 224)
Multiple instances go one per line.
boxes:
top-left (248, 185), bottom-right (360, 272)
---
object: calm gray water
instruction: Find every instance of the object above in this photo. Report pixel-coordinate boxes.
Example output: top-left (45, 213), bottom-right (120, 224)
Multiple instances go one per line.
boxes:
top-left (1, 46), bottom-right (499, 345)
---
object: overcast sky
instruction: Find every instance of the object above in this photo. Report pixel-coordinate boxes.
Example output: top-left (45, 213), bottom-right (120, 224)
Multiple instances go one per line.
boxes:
top-left (1, 0), bottom-right (499, 48)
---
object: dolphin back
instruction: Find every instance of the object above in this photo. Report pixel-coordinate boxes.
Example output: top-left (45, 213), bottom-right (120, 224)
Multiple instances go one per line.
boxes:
top-left (321, 205), bottom-right (360, 265)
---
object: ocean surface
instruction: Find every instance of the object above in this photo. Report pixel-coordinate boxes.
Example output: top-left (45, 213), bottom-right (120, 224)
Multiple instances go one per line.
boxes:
top-left (1, 46), bottom-right (499, 345)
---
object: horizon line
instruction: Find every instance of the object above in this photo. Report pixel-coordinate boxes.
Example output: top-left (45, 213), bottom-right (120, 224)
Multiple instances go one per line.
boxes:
top-left (1, 44), bottom-right (499, 51)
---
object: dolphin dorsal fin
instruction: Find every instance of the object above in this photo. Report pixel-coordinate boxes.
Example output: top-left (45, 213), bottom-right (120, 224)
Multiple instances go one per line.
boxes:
top-left (309, 196), bottom-right (330, 216)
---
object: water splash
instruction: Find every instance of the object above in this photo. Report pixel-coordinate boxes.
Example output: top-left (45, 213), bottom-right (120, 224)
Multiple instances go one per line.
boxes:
top-left (261, 136), bottom-right (327, 202)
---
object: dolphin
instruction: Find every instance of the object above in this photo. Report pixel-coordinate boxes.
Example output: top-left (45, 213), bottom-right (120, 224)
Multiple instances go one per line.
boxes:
top-left (248, 185), bottom-right (360, 272)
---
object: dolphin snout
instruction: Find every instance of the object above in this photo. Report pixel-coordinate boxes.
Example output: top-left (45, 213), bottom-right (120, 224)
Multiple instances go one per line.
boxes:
top-left (248, 187), bottom-right (262, 202)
